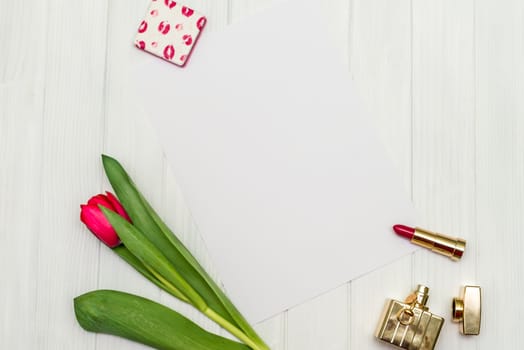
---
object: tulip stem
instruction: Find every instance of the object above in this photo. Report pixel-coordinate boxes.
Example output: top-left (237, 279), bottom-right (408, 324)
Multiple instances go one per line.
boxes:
top-left (203, 308), bottom-right (268, 350)
top-left (146, 265), bottom-right (266, 349)
top-left (144, 263), bottom-right (190, 303)
top-left (145, 263), bottom-right (267, 349)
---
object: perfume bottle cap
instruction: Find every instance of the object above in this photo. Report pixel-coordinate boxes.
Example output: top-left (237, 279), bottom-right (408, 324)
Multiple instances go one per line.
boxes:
top-left (452, 285), bottom-right (481, 335)
top-left (405, 285), bottom-right (429, 309)
top-left (414, 285), bottom-right (429, 306)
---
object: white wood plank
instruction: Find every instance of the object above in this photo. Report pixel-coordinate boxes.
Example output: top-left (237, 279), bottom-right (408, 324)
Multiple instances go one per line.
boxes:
top-left (254, 314), bottom-right (286, 350)
top-left (0, 0), bottom-right (46, 83)
top-left (34, 0), bottom-right (109, 348)
top-left (0, 82), bottom-right (43, 349)
top-left (0, 1), bottom-right (47, 348)
top-left (411, 0), bottom-right (476, 348)
top-left (476, 0), bottom-right (524, 348)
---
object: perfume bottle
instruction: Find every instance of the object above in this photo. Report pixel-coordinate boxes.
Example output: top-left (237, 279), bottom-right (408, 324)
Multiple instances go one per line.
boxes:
top-left (375, 285), bottom-right (444, 350)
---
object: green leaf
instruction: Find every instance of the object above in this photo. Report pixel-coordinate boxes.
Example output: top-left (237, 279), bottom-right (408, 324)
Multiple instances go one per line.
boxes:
top-left (113, 246), bottom-right (188, 301)
top-left (137, 190), bottom-right (268, 347)
top-left (102, 208), bottom-right (206, 310)
top-left (74, 290), bottom-right (251, 350)
top-left (102, 154), bottom-right (269, 349)
top-left (113, 246), bottom-right (163, 288)
top-left (102, 155), bottom-right (234, 320)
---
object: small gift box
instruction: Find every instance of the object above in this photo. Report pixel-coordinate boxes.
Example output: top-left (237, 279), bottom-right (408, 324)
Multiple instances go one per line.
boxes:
top-left (135, 0), bottom-right (207, 67)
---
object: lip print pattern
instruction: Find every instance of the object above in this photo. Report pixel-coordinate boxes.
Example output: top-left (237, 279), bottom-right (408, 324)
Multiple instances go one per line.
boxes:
top-left (181, 6), bottom-right (194, 17)
top-left (196, 16), bottom-right (206, 30)
top-left (135, 1), bottom-right (206, 66)
top-left (138, 20), bottom-right (148, 33)
top-left (136, 40), bottom-right (146, 50)
top-left (158, 21), bottom-right (171, 34)
top-left (182, 34), bottom-right (192, 46)
top-left (164, 0), bottom-right (176, 9)
top-left (163, 45), bottom-right (175, 60)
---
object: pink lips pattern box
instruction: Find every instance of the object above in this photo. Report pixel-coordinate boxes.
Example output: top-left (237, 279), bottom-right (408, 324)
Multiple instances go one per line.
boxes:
top-left (135, 0), bottom-right (207, 67)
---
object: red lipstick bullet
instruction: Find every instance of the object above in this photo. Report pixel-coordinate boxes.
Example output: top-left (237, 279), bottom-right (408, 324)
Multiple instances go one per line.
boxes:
top-left (393, 224), bottom-right (466, 261)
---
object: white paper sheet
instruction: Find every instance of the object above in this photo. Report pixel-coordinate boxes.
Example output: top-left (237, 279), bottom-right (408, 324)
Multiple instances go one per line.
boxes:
top-left (133, 0), bottom-right (417, 323)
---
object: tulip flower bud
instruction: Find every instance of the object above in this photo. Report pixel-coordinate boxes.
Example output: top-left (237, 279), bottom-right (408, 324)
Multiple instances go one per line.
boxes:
top-left (80, 191), bottom-right (131, 248)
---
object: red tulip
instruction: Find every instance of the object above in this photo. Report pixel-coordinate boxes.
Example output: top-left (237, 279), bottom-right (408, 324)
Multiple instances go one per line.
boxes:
top-left (80, 191), bottom-right (131, 248)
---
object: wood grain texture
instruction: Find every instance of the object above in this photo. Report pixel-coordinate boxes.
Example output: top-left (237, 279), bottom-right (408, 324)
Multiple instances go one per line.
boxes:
top-left (1, 0), bottom-right (523, 349)
top-left (0, 0), bottom-right (46, 83)
top-left (476, 0), bottom-right (524, 347)
top-left (0, 82), bottom-right (43, 349)
top-left (411, 1), bottom-right (477, 348)
top-left (34, 0), bottom-right (109, 348)
top-left (0, 1), bottom-right (46, 348)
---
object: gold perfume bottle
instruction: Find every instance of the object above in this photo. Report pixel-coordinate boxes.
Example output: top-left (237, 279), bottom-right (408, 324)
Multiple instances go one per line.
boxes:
top-left (375, 285), bottom-right (444, 350)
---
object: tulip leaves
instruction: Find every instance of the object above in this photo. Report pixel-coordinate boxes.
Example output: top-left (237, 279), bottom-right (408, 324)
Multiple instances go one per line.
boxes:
top-left (75, 290), bottom-right (251, 350)
top-left (103, 208), bottom-right (204, 307)
top-left (100, 155), bottom-right (269, 350)
top-left (113, 246), bottom-right (176, 294)
top-left (101, 155), bottom-right (234, 320)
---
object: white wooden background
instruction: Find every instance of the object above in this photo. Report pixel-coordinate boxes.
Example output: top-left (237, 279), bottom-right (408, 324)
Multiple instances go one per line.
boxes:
top-left (1, 0), bottom-right (523, 349)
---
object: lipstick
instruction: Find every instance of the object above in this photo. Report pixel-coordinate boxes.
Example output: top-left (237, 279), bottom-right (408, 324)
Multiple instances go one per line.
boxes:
top-left (393, 224), bottom-right (466, 261)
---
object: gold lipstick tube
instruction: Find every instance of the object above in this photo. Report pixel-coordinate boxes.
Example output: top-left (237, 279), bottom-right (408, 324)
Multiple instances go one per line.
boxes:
top-left (412, 227), bottom-right (466, 261)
